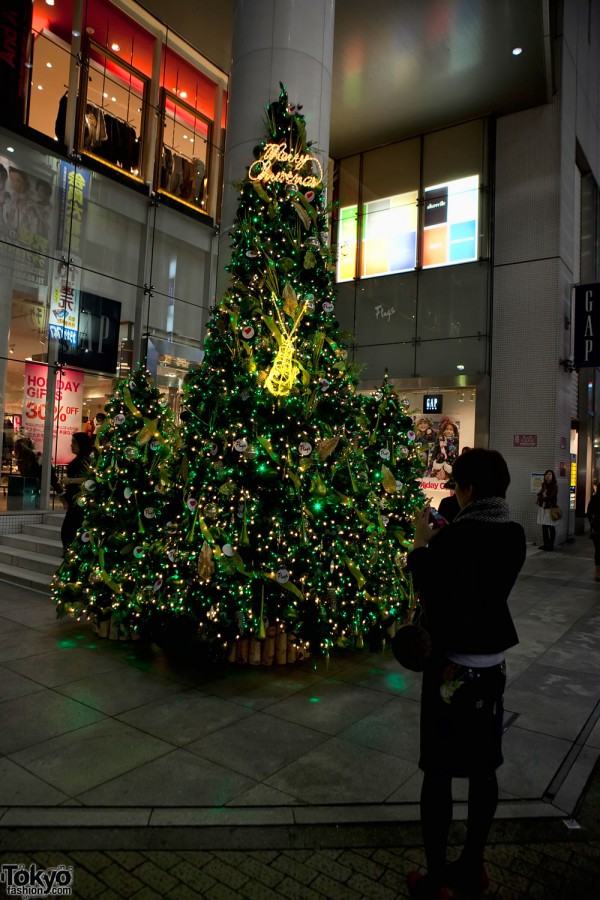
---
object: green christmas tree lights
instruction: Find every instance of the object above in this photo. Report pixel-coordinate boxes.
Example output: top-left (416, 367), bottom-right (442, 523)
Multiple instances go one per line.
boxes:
top-left (153, 86), bottom-right (424, 658)
top-left (52, 366), bottom-right (181, 635)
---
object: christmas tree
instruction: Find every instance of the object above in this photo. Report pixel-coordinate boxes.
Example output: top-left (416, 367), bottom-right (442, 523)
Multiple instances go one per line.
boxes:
top-left (52, 366), bottom-right (181, 637)
top-left (156, 85), bottom-right (424, 659)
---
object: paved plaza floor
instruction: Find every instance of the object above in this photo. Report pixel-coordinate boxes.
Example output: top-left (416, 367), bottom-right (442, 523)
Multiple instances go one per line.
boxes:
top-left (0, 535), bottom-right (599, 897)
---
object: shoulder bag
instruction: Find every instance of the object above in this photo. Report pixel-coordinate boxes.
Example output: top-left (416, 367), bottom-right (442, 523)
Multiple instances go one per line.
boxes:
top-left (550, 506), bottom-right (562, 522)
top-left (391, 603), bottom-right (432, 672)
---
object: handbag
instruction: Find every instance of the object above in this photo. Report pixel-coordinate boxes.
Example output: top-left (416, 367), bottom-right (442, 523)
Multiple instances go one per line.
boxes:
top-left (391, 604), bottom-right (432, 672)
top-left (550, 506), bottom-right (562, 522)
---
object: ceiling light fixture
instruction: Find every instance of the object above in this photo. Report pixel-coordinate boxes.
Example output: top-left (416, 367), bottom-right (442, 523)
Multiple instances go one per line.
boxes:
top-left (180, 91), bottom-right (187, 99)
top-left (456, 364), bottom-right (465, 371)
top-left (111, 43), bottom-right (120, 51)
top-left (7, 146), bottom-right (14, 153)
top-left (46, 62), bottom-right (52, 68)
top-left (111, 96), bottom-right (117, 102)
top-left (45, 0), bottom-right (55, 6)
top-left (512, 47), bottom-right (522, 56)
top-left (37, 84), bottom-right (43, 90)
top-left (86, 27), bottom-right (95, 34)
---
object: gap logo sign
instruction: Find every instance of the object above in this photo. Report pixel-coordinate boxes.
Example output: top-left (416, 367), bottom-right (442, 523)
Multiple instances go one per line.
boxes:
top-left (574, 282), bottom-right (600, 368)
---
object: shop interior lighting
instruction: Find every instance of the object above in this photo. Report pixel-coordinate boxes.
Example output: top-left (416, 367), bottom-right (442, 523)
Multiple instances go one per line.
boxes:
top-left (180, 91), bottom-right (187, 99)
top-left (512, 47), bottom-right (522, 56)
top-left (111, 97), bottom-right (117, 102)
top-left (458, 391), bottom-right (465, 402)
top-left (111, 43), bottom-right (120, 52)
top-left (86, 27), bottom-right (95, 34)
top-left (72, 30), bottom-right (81, 37)
top-left (6, 147), bottom-right (14, 153)
top-left (103, 92), bottom-right (109, 98)
top-left (470, 391), bottom-right (475, 401)
top-left (45, 0), bottom-right (55, 6)
top-left (456, 364), bottom-right (465, 370)
top-left (37, 85), bottom-right (43, 90)
top-left (46, 62), bottom-right (52, 68)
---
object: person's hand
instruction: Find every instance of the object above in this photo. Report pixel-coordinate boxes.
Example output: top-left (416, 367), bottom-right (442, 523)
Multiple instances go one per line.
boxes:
top-left (413, 506), bottom-right (435, 549)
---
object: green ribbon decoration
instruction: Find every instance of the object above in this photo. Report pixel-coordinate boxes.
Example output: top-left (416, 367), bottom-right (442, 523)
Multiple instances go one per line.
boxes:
top-left (265, 571), bottom-right (304, 600)
top-left (257, 435), bottom-right (279, 461)
top-left (344, 556), bottom-right (366, 589)
top-left (261, 314), bottom-right (284, 346)
top-left (122, 385), bottom-right (142, 418)
top-left (98, 547), bottom-right (122, 594)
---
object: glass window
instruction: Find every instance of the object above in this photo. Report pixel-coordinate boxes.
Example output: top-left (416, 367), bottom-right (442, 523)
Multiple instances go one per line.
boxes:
top-left (415, 336), bottom-right (488, 378)
top-left (157, 89), bottom-right (211, 213)
top-left (361, 191), bottom-right (418, 277)
top-left (422, 175), bottom-right (479, 268)
top-left (78, 40), bottom-right (149, 180)
top-left (416, 262), bottom-right (488, 340)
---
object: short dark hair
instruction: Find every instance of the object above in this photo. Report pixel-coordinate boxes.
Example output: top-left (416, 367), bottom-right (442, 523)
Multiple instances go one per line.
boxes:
top-left (72, 431), bottom-right (93, 456)
top-left (452, 448), bottom-right (510, 500)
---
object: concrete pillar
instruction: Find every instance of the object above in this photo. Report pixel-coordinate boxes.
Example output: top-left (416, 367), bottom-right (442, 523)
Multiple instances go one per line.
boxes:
top-left (218, 0), bottom-right (335, 289)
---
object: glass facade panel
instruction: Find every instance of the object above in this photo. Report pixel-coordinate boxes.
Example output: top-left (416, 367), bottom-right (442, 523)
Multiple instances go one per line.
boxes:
top-left (416, 262), bottom-right (488, 340)
top-left (0, 123), bottom-right (215, 512)
top-left (354, 274), bottom-right (417, 344)
top-left (415, 336), bottom-right (488, 378)
top-left (353, 341), bottom-right (416, 382)
top-left (361, 138), bottom-right (420, 202)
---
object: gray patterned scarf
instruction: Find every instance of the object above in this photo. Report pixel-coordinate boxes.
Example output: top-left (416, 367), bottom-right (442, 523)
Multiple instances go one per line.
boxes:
top-left (454, 496), bottom-right (511, 524)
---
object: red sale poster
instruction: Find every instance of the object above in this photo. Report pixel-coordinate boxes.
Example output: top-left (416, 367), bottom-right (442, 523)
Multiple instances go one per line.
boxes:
top-left (22, 363), bottom-right (84, 464)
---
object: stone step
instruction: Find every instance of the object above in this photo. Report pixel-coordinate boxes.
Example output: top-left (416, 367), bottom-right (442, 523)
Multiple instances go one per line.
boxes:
top-left (21, 523), bottom-right (63, 540)
top-left (0, 546), bottom-right (62, 576)
top-left (43, 512), bottom-right (65, 526)
top-left (0, 532), bottom-right (63, 555)
top-left (0, 562), bottom-right (51, 592)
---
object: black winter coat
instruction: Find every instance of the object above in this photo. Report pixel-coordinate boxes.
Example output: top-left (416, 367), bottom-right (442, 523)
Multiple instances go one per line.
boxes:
top-left (408, 518), bottom-right (526, 655)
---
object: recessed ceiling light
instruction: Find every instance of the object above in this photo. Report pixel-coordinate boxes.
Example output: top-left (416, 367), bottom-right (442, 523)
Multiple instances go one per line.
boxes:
top-left (183, 134), bottom-right (188, 139)
top-left (111, 43), bottom-right (120, 51)
top-left (512, 47), bottom-right (522, 56)
top-left (37, 84), bottom-right (43, 90)
top-left (72, 30), bottom-right (80, 37)
top-left (189, 138), bottom-right (194, 144)
top-left (86, 27), bottom-right (95, 34)
top-left (111, 96), bottom-right (116, 102)
top-left (180, 91), bottom-right (187, 99)
top-left (103, 92), bottom-right (109, 98)
top-left (456, 364), bottom-right (465, 370)
top-left (46, 62), bottom-right (52, 68)
top-left (45, 0), bottom-right (55, 6)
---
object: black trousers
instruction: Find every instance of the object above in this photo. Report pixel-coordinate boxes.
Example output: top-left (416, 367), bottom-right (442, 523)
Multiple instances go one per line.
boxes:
top-left (542, 524), bottom-right (555, 549)
top-left (591, 532), bottom-right (600, 565)
top-left (61, 504), bottom-right (84, 549)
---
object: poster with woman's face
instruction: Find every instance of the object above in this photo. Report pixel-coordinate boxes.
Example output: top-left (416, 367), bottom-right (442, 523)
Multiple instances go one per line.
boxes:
top-left (413, 415), bottom-right (461, 483)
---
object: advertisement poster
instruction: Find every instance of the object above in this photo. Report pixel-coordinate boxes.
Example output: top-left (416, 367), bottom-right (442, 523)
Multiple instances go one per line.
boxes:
top-left (414, 415), bottom-right (461, 492)
top-left (0, 152), bottom-right (55, 287)
top-left (49, 258), bottom-right (81, 347)
top-left (422, 175), bottom-right (478, 268)
top-left (22, 363), bottom-right (84, 464)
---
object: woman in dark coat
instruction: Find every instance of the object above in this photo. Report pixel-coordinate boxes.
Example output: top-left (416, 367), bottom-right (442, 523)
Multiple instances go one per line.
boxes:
top-left (536, 469), bottom-right (558, 551)
top-left (405, 449), bottom-right (526, 900)
top-left (586, 482), bottom-right (600, 581)
top-left (60, 432), bottom-right (93, 550)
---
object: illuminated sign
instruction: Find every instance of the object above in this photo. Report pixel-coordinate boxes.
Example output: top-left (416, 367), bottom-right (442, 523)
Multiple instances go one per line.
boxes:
top-left (423, 394), bottom-right (443, 414)
top-left (249, 143), bottom-right (323, 189)
top-left (423, 175), bottom-right (479, 268)
top-left (573, 282), bottom-right (600, 367)
top-left (336, 205), bottom-right (358, 282)
top-left (362, 191), bottom-right (418, 278)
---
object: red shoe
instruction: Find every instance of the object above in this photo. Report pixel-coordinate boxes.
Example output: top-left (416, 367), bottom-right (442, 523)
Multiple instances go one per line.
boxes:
top-left (406, 871), bottom-right (451, 900)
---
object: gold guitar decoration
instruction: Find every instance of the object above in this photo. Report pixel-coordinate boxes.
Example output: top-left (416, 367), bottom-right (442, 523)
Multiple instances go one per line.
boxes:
top-left (264, 292), bottom-right (307, 397)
